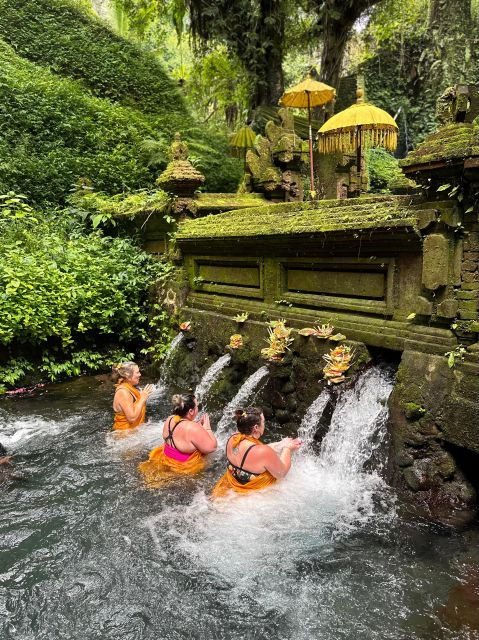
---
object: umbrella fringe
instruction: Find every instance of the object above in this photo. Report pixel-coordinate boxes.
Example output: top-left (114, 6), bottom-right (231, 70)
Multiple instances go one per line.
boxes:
top-left (318, 126), bottom-right (397, 154)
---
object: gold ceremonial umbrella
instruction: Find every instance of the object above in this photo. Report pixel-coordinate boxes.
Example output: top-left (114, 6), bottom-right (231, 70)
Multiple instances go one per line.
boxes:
top-left (318, 89), bottom-right (398, 190)
top-left (279, 75), bottom-right (336, 196)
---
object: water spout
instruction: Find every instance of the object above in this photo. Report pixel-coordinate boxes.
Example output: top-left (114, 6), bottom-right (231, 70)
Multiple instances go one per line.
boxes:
top-left (216, 365), bottom-right (269, 436)
top-left (194, 354), bottom-right (231, 404)
top-left (298, 390), bottom-right (330, 446)
top-left (150, 332), bottom-right (184, 400)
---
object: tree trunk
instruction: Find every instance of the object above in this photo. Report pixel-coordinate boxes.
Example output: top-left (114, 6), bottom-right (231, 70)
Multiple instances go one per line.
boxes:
top-left (317, 0), bottom-right (382, 115)
top-left (319, 13), bottom-right (354, 91)
top-left (250, 0), bottom-right (285, 109)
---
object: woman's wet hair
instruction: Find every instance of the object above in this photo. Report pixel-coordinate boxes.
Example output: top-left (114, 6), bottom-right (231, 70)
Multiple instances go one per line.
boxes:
top-left (172, 393), bottom-right (197, 417)
top-left (234, 406), bottom-right (263, 434)
top-left (112, 362), bottom-right (138, 383)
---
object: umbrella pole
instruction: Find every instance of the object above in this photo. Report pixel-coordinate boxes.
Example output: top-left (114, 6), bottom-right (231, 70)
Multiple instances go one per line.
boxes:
top-left (356, 125), bottom-right (362, 196)
top-left (307, 93), bottom-right (315, 198)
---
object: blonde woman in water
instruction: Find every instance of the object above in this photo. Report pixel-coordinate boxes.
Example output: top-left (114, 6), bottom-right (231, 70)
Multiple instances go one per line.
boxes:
top-left (112, 362), bottom-right (154, 430)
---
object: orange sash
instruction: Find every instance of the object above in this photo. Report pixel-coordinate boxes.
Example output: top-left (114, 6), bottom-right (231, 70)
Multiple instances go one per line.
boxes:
top-left (113, 382), bottom-right (146, 430)
top-left (138, 445), bottom-right (205, 487)
top-left (211, 434), bottom-right (277, 498)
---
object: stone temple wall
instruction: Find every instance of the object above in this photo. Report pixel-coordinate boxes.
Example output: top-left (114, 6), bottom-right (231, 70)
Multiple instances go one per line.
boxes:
top-left (160, 86), bottom-right (479, 526)
top-left (172, 191), bottom-right (479, 526)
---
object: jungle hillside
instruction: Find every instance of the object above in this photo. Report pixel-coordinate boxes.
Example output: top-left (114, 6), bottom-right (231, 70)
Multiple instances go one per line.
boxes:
top-left (0, 0), bottom-right (478, 389)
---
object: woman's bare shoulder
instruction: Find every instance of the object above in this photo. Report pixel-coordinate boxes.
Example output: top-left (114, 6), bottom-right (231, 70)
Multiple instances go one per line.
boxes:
top-left (114, 386), bottom-right (131, 398)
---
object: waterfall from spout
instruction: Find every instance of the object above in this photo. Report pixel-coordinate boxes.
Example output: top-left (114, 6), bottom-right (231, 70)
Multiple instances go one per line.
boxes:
top-left (194, 354), bottom-right (231, 404)
top-left (298, 389), bottom-right (330, 445)
top-left (150, 332), bottom-right (184, 400)
top-left (216, 365), bottom-right (269, 436)
top-left (318, 367), bottom-right (392, 477)
top-left (169, 366), bottom-right (395, 592)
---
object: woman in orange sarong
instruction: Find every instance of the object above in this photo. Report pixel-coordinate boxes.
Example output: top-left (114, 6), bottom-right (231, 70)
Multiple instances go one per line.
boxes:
top-left (112, 362), bottom-right (154, 430)
top-left (139, 393), bottom-right (217, 485)
top-left (212, 406), bottom-right (302, 498)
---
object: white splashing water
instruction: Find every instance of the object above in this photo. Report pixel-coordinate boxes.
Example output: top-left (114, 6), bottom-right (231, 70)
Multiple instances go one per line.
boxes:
top-left (148, 366), bottom-right (396, 609)
top-left (215, 365), bottom-right (269, 437)
top-left (150, 332), bottom-right (184, 400)
top-left (298, 389), bottom-right (331, 445)
top-left (0, 415), bottom-right (78, 450)
top-left (194, 354), bottom-right (231, 403)
top-left (105, 418), bottom-right (164, 456)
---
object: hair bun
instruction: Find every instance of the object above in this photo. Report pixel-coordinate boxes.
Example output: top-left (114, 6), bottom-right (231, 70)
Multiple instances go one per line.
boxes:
top-left (171, 394), bottom-right (184, 411)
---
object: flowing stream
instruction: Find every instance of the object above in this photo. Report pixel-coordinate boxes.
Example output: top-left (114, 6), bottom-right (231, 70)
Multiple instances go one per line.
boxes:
top-left (1, 367), bottom-right (478, 640)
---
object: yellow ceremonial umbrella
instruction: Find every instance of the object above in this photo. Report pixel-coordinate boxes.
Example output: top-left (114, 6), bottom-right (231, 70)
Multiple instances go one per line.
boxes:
top-left (279, 75), bottom-right (336, 196)
top-left (318, 89), bottom-right (398, 190)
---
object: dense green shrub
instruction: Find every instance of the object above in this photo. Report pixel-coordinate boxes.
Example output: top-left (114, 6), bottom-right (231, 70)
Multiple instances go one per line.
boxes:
top-left (0, 196), bottom-right (173, 387)
top-left (0, 40), bottom-right (158, 206)
top-left (0, 0), bottom-right (186, 115)
top-left (0, 39), bottom-right (241, 206)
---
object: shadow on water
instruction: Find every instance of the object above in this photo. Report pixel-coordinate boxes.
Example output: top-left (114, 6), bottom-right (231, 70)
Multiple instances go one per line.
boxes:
top-left (0, 366), bottom-right (478, 640)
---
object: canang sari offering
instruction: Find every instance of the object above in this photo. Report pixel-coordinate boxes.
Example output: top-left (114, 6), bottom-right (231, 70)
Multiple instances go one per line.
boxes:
top-left (113, 382), bottom-right (146, 430)
top-left (211, 433), bottom-right (276, 498)
top-left (138, 416), bottom-right (205, 485)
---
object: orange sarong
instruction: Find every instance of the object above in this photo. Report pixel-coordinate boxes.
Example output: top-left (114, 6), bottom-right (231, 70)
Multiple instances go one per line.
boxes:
top-left (211, 433), bottom-right (277, 498)
top-left (113, 382), bottom-right (146, 430)
top-left (138, 444), bottom-right (205, 486)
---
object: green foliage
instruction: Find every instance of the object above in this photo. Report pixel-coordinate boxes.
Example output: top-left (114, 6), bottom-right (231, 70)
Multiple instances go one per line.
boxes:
top-left (0, 192), bottom-right (38, 224)
top-left (366, 0), bottom-right (428, 45)
top-left (367, 148), bottom-right (404, 192)
top-left (0, 197), bottom-right (174, 385)
top-left (69, 188), bottom-right (171, 229)
top-left (358, 0), bottom-right (439, 155)
top-left (0, 39), bottom-right (159, 207)
top-left (360, 42), bottom-right (437, 155)
top-left (445, 345), bottom-right (467, 368)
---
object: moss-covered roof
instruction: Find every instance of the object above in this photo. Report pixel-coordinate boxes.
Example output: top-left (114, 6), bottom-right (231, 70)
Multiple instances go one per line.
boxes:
top-left (196, 192), bottom-right (268, 213)
top-left (176, 195), bottom-right (425, 240)
top-left (400, 123), bottom-right (479, 169)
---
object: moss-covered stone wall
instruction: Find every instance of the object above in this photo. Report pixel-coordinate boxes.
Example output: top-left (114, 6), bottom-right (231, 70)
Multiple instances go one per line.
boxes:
top-left (172, 188), bottom-right (479, 526)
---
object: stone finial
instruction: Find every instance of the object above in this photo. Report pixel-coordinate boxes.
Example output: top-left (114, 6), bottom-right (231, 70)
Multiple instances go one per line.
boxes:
top-left (157, 132), bottom-right (205, 204)
top-left (170, 132), bottom-right (190, 161)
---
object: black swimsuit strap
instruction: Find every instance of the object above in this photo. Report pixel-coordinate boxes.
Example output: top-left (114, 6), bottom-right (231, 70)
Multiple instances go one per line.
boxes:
top-left (165, 417), bottom-right (186, 450)
top-left (226, 436), bottom-right (258, 474)
top-left (239, 444), bottom-right (256, 470)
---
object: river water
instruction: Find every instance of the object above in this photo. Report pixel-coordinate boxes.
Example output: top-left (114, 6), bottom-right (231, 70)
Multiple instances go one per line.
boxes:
top-left (1, 367), bottom-right (478, 640)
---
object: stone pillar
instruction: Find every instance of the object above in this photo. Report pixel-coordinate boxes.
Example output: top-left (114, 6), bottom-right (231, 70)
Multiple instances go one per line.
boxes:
top-left (388, 350), bottom-right (478, 527)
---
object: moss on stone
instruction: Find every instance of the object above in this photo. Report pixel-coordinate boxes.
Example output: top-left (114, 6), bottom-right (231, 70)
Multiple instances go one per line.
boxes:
top-left (156, 160), bottom-right (205, 187)
top-left (404, 402), bottom-right (427, 420)
top-left (176, 195), bottom-right (424, 239)
top-left (400, 123), bottom-right (477, 168)
top-left (196, 192), bottom-right (268, 213)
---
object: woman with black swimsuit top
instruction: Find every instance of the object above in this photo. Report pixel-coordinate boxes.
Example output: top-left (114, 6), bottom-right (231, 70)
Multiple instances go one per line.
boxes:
top-left (212, 406), bottom-right (301, 497)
